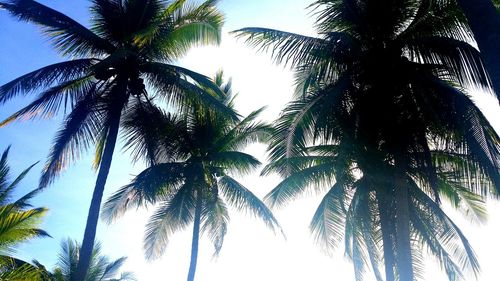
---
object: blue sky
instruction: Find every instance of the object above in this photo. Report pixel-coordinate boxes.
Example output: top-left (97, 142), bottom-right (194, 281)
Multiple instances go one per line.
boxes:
top-left (1, 1), bottom-right (500, 280)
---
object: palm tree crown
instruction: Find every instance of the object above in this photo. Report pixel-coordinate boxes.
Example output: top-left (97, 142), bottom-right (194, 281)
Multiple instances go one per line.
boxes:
top-left (0, 0), bottom-right (230, 279)
top-left (51, 238), bottom-right (136, 281)
top-left (0, 0), bottom-right (229, 188)
top-left (234, 0), bottom-right (500, 280)
top-left (102, 72), bottom-right (282, 281)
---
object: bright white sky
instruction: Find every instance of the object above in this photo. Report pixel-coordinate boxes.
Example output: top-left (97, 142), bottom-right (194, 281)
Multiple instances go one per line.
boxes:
top-left (0, 1), bottom-right (499, 281)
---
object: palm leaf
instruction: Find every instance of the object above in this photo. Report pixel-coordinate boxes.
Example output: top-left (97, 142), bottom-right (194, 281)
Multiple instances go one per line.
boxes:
top-left (0, 59), bottom-right (95, 104)
top-left (0, 0), bottom-right (114, 55)
top-left (218, 176), bottom-right (282, 234)
top-left (143, 182), bottom-right (195, 260)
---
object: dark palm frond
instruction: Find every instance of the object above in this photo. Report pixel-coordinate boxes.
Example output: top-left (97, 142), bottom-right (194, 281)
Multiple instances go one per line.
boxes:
top-left (398, 0), bottom-right (471, 43)
top-left (0, 77), bottom-right (95, 127)
top-left (410, 179), bottom-right (481, 278)
top-left (0, 59), bottom-right (95, 104)
top-left (406, 36), bottom-right (491, 88)
top-left (344, 184), bottom-right (371, 281)
top-left (0, 148), bottom-right (10, 194)
top-left (101, 162), bottom-right (186, 223)
top-left (218, 176), bottom-right (282, 234)
top-left (265, 162), bottom-right (337, 208)
top-left (0, 159), bottom-right (37, 206)
top-left (141, 62), bottom-right (237, 120)
top-left (215, 121), bottom-right (273, 152)
top-left (232, 27), bottom-right (329, 68)
top-left (11, 188), bottom-right (40, 210)
top-left (121, 101), bottom-right (187, 165)
top-left (309, 181), bottom-right (350, 255)
top-left (0, 0), bottom-right (115, 55)
top-left (267, 75), bottom-right (352, 164)
top-left (206, 151), bottom-right (261, 177)
top-left (437, 173), bottom-right (488, 224)
top-left (427, 80), bottom-right (500, 191)
top-left (39, 85), bottom-right (103, 188)
top-left (261, 155), bottom-right (336, 177)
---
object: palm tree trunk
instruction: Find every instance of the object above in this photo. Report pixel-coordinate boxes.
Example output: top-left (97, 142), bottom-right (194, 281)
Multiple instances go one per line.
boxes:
top-left (394, 168), bottom-right (413, 281)
top-left (75, 91), bottom-right (127, 281)
top-left (457, 0), bottom-right (500, 101)
top-left (187, 190), bottom-right (202, 281)
top-left (376, 191), bottom-right (395, 281)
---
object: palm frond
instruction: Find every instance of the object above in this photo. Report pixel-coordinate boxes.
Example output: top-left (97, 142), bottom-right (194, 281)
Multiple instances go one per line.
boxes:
top-left (207, 151), bottom-right (261, 177)
top-left (406, 36), bottom-right (490, 88)
top-left (0, 0), bottom-right (114, 55)
top-left (39, 84), bottom-right (103, 188)
top-left (121, 101), bottom-right (187, 165)
top-left (233, 27), bottom-right (329, 68)
top-left (201, 196), bottom-right (229, 257)
top-left (265, 162), bottom-right (337, 208)
top-left (102, 163), bottom-right (185, 223)
top-left (0, 77), bottom-right (94, 127)
top-left (218, 176), bottom-right (282, 234)
top-left (140, 0), bottom-right (223, 59)
top-left (310, 181), bottom-right (350, 254)
top-left (0, 59), bottom-right (95, 105)
top-left (144, 183), bottom-right (195, 260)
top-left (410, 180), bottom-right (481, 277)
top-left (141, 62), bottom-right (237, 120)
top-left (0, 206), bottom-right (50, 255)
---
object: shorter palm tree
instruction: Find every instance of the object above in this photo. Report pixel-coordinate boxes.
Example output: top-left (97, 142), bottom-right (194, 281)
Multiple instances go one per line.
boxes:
top-left (103, 73), bottom-right (282, 281)
top-left (51, 238), bottom-right (135, 281)
top-left (0, 146), bottom-right (51, 280)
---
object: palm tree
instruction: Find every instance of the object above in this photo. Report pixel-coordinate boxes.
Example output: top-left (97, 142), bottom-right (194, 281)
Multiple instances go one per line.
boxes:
top-left (102, 72), bottom-right (282, 281)
top-left (0, 146), bottom-right (51, 280)
top-left (234, 0), bottom-right (500, 280)
top-left (456, 0), bottom-right (500, 101)
top-left (51, 238), bottom-right (136, 281)
top-left (0, 1), bottom-right (231, 279)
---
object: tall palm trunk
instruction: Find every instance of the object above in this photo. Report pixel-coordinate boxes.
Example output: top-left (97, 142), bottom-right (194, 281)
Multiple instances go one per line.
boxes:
top-left (376, 191), bottom-right (395, 281)
top-left (457, 0), bottom-right (500, 101)
top-left (394, 162), bottom-right (413, 281)
top-left (74, 115), bottom-right (121, 281)
top-left (75, 82), bottom-right (128, 281)
top-left (187, 190), bottom-right (203, 281)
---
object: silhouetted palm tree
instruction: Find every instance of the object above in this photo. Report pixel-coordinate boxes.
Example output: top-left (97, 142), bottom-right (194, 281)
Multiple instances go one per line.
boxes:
top-left (102, 72), bottom-right (282, 281)
top-left (51, 238), bottom-right (136, 281)
top-left (0, 147), bottom-right (50, 280)
top-left (0, 0), bottom-right (230, 279)
top-left (235, 0), bottom-right (499, 280)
